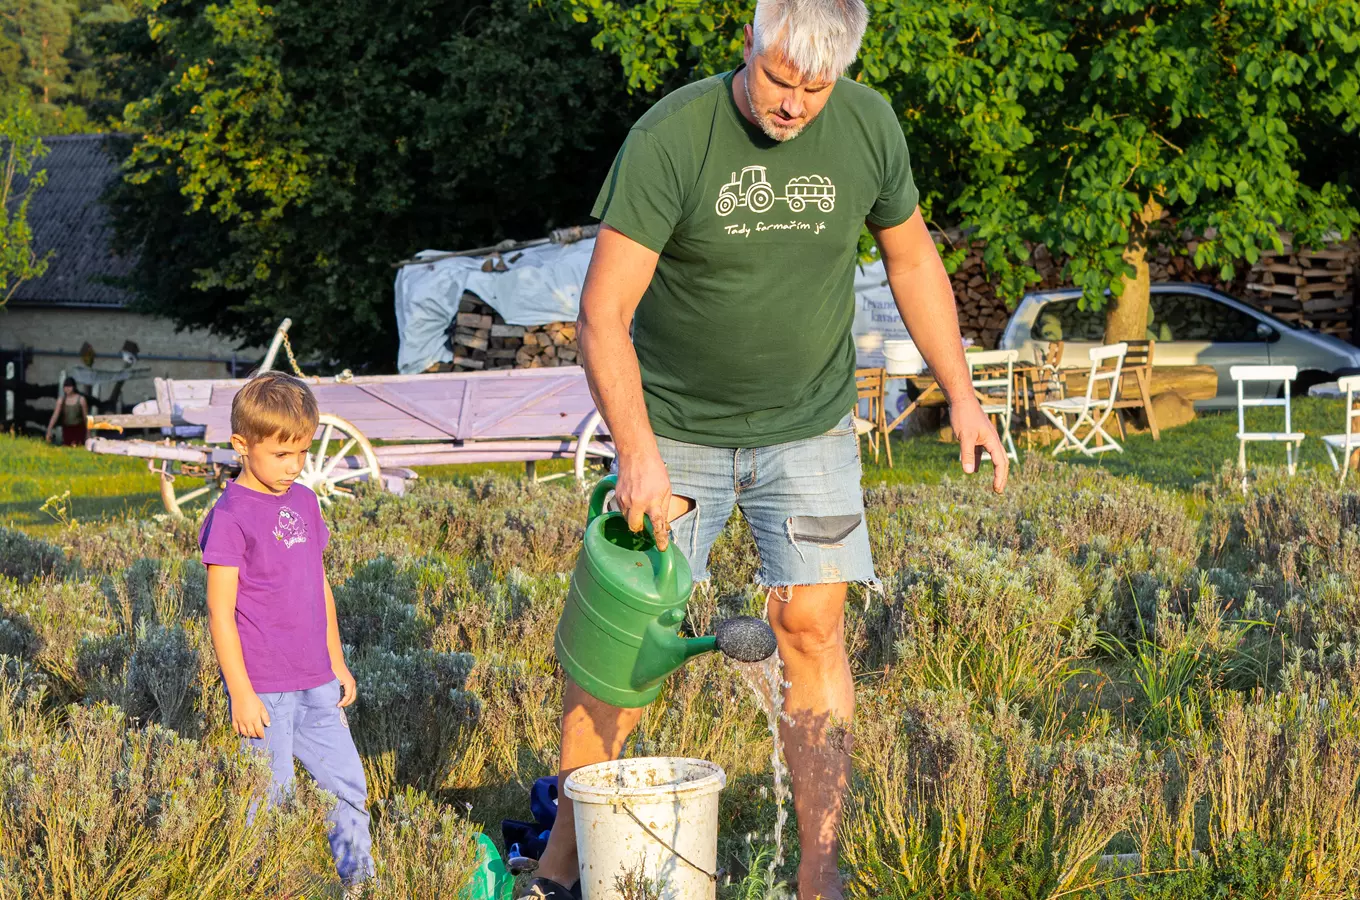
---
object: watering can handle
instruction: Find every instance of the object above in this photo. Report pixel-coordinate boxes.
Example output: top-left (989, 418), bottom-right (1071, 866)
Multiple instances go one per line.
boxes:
top-left (586, 475), bottom-right (618, 526)
top-left (586, 475), bottom-right (677, 599)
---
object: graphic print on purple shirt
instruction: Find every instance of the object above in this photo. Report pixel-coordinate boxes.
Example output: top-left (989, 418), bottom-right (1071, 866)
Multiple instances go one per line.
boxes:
top-left (199, 481), bottom-right (335, 693)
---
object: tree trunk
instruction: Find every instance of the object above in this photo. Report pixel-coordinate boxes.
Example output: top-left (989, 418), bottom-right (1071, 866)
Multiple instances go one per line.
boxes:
top-left (1103, 198), bottom-right (1163, 344)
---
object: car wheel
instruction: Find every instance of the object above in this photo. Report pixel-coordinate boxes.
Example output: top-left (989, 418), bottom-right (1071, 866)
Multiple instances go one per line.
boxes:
top-left (1282, 370), bottom-right (1333, 398)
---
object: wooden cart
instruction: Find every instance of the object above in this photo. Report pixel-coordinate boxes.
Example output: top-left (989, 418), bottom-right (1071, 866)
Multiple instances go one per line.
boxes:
top-left (86, 365), bottom-right (614, 518)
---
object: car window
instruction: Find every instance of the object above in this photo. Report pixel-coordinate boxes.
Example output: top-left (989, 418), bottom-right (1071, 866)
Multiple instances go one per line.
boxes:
top-left (1149, 293), bottom-right (1264, 342)
top-left (1029, 299), bottom-right (1105, 342)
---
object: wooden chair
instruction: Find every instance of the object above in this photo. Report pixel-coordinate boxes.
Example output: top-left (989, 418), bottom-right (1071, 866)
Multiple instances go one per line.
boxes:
top-left (854, 367), bottom-right (893, 468)
top-left (1110, 339), bottom-right (1160, 441)
top-left (1027, 341), bottom-right (1066, 436)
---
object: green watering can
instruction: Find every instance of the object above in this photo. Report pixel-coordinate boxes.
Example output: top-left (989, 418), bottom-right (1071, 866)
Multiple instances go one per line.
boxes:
top-left (555, 475), bottom-right (779, 708)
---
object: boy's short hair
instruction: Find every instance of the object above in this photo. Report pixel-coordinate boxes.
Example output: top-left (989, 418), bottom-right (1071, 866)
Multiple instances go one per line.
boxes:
top-left (231, 371), bottom-right (319, 444)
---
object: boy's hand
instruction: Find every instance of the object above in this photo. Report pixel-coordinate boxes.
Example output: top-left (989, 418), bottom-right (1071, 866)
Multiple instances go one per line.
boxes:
top-left (232, 690), bottom-right (271, 739)
top-left (335, 665), bottom-right (358, 708)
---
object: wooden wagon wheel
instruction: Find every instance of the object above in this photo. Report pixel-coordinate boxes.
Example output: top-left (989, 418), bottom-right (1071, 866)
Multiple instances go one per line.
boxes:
top-left (573, 410), bottom-right (616, 481)
top-left (297, 414), bottom-right (385, 506)
top-left (160, 463), bottom-right (230, 519)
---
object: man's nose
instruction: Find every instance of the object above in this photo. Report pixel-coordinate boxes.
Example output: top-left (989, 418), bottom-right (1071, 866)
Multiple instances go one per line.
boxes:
top-left (781, 90), bottom-right (805, 119)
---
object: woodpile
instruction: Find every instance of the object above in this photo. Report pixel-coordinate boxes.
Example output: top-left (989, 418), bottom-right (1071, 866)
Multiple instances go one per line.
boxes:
top-left (425, 227), bottom-right (1356, 373)
top-left (1243, 236), bottom-right (1356, 343)
top-left (434, 292), bottom-right (578, 372)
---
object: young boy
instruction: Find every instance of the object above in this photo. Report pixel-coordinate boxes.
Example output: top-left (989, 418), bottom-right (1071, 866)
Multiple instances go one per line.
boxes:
top-left (201, 371), bottom-right (375, 890)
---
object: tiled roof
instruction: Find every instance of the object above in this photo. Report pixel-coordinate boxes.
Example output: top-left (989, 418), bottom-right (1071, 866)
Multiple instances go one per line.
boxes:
top-left (8, 134), bottom-right (135, 308)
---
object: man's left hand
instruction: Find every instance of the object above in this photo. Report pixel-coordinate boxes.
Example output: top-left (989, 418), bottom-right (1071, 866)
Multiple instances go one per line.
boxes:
top-left (951, 399), bottom-right (1009, 494)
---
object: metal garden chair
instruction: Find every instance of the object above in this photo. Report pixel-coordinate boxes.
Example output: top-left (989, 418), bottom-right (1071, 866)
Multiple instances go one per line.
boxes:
top-left (1230, 365), bottom-right (1306, 482)
top-left (1038, 342), bottom-right (1128, 456)
top-left (967, 349), bottom-right (1019, 462)
top-left (1321, 374), bottom-right (1360, 484)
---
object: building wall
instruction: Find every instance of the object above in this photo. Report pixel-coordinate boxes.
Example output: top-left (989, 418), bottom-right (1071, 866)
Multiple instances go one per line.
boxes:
top-left (1, 306), bottom-right (262, 425)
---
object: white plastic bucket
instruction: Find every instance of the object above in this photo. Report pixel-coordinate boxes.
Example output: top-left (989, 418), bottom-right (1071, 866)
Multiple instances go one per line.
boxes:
top-left (882, 339), bottom-right (925, 375)
top-left (563, 757), bottom-right (726, 900)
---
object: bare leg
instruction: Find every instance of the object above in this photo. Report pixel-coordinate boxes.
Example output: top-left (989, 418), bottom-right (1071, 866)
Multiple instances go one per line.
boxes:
top-left (766, 583), bottom-right (853, 900)
top-left (535, 680), bottom-right (646, 885)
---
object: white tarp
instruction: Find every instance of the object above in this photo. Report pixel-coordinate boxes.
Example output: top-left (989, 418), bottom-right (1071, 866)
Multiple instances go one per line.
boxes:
top-left (394, 238), bottom-right (915, 382)
top-left (394, 239), bottom-right (594, 374)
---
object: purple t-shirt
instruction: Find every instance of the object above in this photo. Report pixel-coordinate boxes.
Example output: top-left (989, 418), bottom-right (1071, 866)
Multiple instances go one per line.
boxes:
top-left (199, 481), bottom-right (334, 693)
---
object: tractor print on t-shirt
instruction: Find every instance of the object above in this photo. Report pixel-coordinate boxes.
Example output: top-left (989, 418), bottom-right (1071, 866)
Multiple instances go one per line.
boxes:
top-left (272, 507), bottom-right (308, 549)
top-left (715, 166), bottom-right (836, 216)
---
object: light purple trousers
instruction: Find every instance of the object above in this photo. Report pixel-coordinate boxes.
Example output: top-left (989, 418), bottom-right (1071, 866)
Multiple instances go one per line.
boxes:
top-left (235, 678), bottom-right (375, 886)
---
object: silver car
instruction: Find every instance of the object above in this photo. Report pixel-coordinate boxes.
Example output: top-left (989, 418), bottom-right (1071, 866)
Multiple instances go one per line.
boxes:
top-left (999, 282), bottom-right (1360, 408)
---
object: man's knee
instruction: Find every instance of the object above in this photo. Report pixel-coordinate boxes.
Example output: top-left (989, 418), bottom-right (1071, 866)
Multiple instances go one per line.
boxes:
top-left (768, 593), bottom-right (845, 657)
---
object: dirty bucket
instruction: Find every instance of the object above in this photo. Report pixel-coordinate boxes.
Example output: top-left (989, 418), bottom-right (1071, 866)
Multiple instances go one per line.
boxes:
top-left (563, 757), bottom-right (726, 900)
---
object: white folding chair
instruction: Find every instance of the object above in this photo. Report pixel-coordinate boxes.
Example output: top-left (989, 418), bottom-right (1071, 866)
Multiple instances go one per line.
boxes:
top-left (1230, 365), bottom-right (1306, 481)
top-left (1321, 374), bottom-right (1360, 483)
top-left (967, 349), bottom-right (1019, 462)
top-left (1039, 343), bottom-right (1128, 456)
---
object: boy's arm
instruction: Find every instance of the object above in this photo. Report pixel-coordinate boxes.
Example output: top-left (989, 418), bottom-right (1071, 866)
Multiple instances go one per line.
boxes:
top-left (323, 577), bottom-right (357, 708)
top-left (206, 564), bottom-right (271, 738)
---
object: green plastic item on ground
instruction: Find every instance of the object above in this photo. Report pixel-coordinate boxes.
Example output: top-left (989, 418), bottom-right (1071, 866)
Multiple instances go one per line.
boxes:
top-left (461, 832), bottom-right (513, 900)
top-left (554, 474), bottom-right (709, 708)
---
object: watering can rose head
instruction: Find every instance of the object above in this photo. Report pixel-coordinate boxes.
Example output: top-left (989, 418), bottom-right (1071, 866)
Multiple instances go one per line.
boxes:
top-left (554, 476), bottom-right (779, 708)
top-left (714, 616), bottom-right (779, 663)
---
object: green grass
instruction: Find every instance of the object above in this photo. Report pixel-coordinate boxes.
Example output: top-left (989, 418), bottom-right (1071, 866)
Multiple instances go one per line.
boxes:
top-left (0, 432), bottom-right (162, 535)
top-left (874, 395), bottom-right (1352, 491)
top-left (2, 395), bottom-right (1352, 536)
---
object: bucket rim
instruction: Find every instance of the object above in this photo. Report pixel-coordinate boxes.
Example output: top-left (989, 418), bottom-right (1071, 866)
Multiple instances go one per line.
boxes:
top-left (562, 757), bottom-right (726, 803)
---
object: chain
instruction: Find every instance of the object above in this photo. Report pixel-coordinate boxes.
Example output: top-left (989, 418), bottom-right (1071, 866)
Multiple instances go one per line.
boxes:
top-left (279, 330), bottom-right (305, 377)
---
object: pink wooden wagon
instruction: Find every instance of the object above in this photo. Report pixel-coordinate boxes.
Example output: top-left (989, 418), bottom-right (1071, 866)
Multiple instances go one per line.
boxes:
top-left (85, 366), bottom-right (614, 518)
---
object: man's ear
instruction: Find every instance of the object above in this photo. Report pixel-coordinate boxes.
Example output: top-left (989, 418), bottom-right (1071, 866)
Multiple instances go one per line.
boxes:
top-left (744, 23), bottom-right (754, 61)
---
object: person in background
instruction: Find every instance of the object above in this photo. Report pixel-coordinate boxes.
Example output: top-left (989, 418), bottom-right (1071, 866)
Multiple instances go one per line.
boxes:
top-left (45, 377), bottom-right (88, 446)
top-left (200, 371), bottom-right (375, 896)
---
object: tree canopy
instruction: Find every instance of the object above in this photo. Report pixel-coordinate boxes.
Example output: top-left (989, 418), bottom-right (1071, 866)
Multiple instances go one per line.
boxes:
top-left (105, 0), bottom-right (643, 368)
top-left (560, 0), bottom-right (1360, 339)
top-left (0, 91), bottom-right (50, 307)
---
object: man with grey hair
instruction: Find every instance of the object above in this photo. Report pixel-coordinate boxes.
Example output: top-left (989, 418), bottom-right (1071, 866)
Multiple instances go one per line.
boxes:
top-left (523, 0), bottom-right (1008, 897)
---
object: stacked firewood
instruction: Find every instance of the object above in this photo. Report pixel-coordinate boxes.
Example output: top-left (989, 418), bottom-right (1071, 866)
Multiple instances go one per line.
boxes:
top-left (1244, 237), bottom-right (1355, 343)
top-left (432, 228), bottom-right (1355, 372)
top-left (945, 233), bottom-right (1248, 349)
top-left (442, 292), bottom-right (578, 371)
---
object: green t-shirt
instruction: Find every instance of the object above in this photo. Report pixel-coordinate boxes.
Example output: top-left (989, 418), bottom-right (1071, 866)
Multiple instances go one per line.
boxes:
top-left (591, 66), bottom-right (918, 448)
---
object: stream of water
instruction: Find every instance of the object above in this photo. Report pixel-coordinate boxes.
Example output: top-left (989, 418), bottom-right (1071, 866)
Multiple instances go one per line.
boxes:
top-left (731, 652), bottom-right (794, 886)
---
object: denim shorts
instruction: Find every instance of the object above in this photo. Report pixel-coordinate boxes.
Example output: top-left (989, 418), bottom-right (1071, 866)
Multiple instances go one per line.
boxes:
top-left (619, 413), bottom-right (877, 588)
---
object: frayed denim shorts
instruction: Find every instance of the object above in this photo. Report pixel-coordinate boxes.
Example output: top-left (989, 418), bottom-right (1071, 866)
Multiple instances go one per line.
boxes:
top-left (620, 412), bottom-right (878, 588)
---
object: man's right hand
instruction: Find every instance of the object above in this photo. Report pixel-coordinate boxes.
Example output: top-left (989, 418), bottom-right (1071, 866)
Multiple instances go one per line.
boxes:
top-left (231, 689), bottom-right (272, 739)
top-left (615, 448), bottom-right (674, 551)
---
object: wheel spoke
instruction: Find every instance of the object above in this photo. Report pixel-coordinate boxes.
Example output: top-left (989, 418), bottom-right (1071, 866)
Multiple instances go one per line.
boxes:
top-left (320, 438), bottom-right (358, 480)
top-left (310, 422), bottom-right (335, 475)
top-left (332, 467), bottom-right (374, 484)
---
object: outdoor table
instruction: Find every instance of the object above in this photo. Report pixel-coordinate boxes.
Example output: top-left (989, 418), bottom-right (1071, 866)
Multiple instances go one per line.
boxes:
top-left (885, 363), bottom-right (1218, 435)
